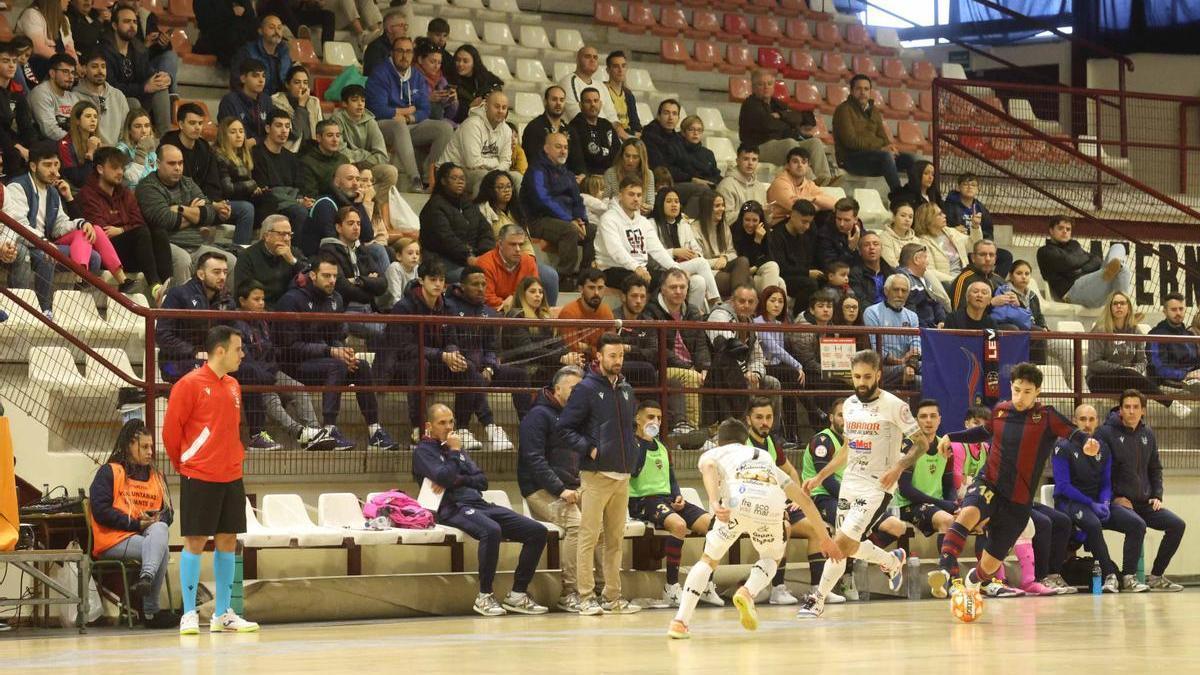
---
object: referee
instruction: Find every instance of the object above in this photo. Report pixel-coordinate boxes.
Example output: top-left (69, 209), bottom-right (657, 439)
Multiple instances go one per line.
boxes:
top-left (163, 325), bottom-right (259, 634)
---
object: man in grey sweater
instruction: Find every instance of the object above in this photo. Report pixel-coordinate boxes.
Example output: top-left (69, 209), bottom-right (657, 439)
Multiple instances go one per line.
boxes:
top-left (27, 53), bottom-right (79, 141)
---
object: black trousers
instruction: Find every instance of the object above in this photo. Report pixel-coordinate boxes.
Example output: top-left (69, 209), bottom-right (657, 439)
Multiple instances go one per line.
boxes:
top-left (111, 225), bottom-right (173, 286)
top-left (289, 357), bottom-right (379, 426)
top-left (441, 501), bottom-right (547, 594)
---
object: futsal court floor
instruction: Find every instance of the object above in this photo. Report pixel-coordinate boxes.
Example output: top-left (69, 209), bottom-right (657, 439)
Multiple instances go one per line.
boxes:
top-left (1, 591), bottom-right (1193, 673)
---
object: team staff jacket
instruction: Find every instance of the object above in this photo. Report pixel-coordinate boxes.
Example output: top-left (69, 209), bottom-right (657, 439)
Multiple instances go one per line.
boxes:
top-left (558, 368), bottom-right (639, 474)
top-left (1051, 435), bottom-right (1111, 506)
top-left (1095, 406), bottom-right (1163, 503)
top-left (517, 388), bottom-right (581, 498)
top-left (163, 364), bottom-right (246, 483)
top-left (412, 437), bottom-right (489, 520)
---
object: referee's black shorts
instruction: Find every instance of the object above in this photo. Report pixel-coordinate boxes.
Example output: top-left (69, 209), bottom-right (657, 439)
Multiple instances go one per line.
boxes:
top-left (180, 475), bottom-right (247, 536)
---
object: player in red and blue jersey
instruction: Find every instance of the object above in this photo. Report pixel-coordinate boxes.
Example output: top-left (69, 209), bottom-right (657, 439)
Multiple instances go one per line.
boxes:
top-left (927, 362), bottom-right (1099, 597)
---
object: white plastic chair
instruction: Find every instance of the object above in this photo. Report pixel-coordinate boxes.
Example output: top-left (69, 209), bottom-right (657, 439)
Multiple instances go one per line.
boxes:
top-left (481, 55), bottom-right (514, 80)
top-left (552, 61), bottom-right (574, 83)
top-left (518, 24), bottom-right (553, 50)
top-left (696, 106), bottom-right (730, 135)
top-left (515, 58), bottom-right (551, 85)
top-left (317, 493), bottom-right (404, 545)
top-left (680, 487), bottom-right (706, 510)
top-left (553, 28), bottom-right (584, 53)
top-left (482, 21), bottom-right (517, 47)
top-left (1038, 484), bottom-right (1055, 506)
top-left (410, 15), bottom-right (432, 36)
top-left (876, 27), bottom-right (900, 50)
top-left (447, 18), bottom-right (480, 44)
top-left (854, 188), bottom-right (890, 230)
top-left (521, 497), bottom-right (565, 536)
top-left (706, 136), bottom-right (736, 172)
top-left (323, 41), bottom-right (358, 67)
top-left (490, 0), bottom-right (522, 12)
top-left (403, 486), bottom-right (469, 542)
top-left (941, 62), bottom-right (967, 79)
top-left (512, 91), bottom-right (542, 120)
top-left (261, 494), bottom-right (348, 546)
top-left (361, 491), bottom-right (447, 544)
top-left (52, 290), bottom-right (113, 345)
top-left (626, 68), bottom-right (655, 93)
top-left (0, 287), bottom-right (55, 355)
top-left (453, 0), bottom-right (485, 8)
top-left (635, 102), bottom-right (652, 127)
top-left (239, 499), bottom-right (295, 548)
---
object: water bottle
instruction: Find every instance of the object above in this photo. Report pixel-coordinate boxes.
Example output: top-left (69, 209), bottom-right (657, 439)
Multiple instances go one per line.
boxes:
top-left (852, 559), bottom-right (871, 602)
top-left (1091, 560), bottom-right (1102, 595)
top-left (906, 556), bottom-right (922, 600)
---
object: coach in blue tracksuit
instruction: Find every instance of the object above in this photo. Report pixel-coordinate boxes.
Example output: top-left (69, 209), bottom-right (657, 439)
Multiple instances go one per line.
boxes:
top-left (414, 402), bottom-right (547, 617)
top-left (1095, 392), bottom-right (1186, 591)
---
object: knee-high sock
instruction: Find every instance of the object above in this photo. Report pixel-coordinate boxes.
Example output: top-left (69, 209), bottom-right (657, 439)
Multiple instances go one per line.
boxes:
top-left (853, 540), bottom-right (895, 568)
top-left (773, 555), bottom-right (787, 586)
top-left (180, 550), bottom-right (201, 614)
top-left (1015, 539), bottom-right (1036, 586)
top-left (664, 537), bottom-right (683, 585)
top-left (807, 553), bottom-right (826, 586)
top-left (815, 556), bottom-right (847, 598)
top-left (744, 558), bottom-right (778, 597)
top-left (940, 522), bottom-right (970, 576)
top-left (674, 559), bottom-right (713, 624)
top-left (214, 551), bottom-right (235, 617)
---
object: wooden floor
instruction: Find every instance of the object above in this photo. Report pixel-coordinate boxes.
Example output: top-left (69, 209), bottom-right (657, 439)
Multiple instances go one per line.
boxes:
top-left (2, 592), bottom-right (1196, 673)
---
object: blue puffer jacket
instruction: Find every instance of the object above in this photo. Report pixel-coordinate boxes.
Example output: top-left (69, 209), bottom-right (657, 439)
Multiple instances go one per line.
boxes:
top-left (156, 277), bottom-right (235, 366)
top-left (517, 388), bottom-right (580, 497)
top-left (272, 278), bottom-right (348, 370)
top-left (1148, 319), bottom-right (1199, 381)
top-left (558, 368), bottom-right (638, 474)
top-left (520, 150), bottom-right (586, 223)
top-left (412, 437), bottom-right (488, 520)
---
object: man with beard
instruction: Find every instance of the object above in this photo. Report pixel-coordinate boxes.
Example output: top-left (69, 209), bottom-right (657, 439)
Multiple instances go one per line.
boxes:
top-left (566, 88), bottom-right (619, 180)
top-left (104, 4), bottom-right (172, 134)
top-left (556, 267), bottom-right (614, 361)
top-left (520, 85), bottom-right (570, 161)
top-left (156, 251), bottom-right (235, 382)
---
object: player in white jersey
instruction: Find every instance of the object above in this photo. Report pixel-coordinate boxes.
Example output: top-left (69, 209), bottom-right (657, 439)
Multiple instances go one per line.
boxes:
top-left (797, 350), bottom-right (931, 618)
top-left (667, 419), bottom-right (841, 639)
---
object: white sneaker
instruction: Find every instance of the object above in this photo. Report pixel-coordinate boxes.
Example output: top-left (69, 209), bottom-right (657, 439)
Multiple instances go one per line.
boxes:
top-left (456, 428), bottom-right (483, 451)
top-left (824, 589), bottom-right (846, 604)
top-left (473, 592), bottom-right (507, 616)
top-left (699, 581), bottom-right (724, 607)
top-left (179, 610), bottom-right (199, 635)
top-left (210, 610), bottom-right (259, 633)
top-left (795, 593), bottom-right (824, 618)
top-left (662, 582), bottom-right (682, 607)
top-left (1170, 401), bottom-right (1193, 419)
top-left (501, 591), bottom-right (548, 614)
top-left (485, 423), bottom-right (514, 451)
top-left (769, 583), bottom-right (798, 605)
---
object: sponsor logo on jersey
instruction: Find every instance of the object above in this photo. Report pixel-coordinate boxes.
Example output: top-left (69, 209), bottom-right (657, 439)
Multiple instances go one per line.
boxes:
top-left (848, 439), bottom-right (873, 450)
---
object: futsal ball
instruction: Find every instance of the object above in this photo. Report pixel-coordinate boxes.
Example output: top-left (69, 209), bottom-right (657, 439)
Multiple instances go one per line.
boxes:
top-left (951, 585), bottom-right (984, 623)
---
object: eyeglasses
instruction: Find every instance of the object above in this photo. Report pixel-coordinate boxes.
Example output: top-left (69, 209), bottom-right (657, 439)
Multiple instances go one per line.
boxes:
top-left (51, 67), bottom-right (73, 74)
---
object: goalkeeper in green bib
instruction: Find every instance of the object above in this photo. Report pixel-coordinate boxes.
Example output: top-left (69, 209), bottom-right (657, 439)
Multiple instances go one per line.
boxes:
top-left (629, 400), bottom-right (723, 607)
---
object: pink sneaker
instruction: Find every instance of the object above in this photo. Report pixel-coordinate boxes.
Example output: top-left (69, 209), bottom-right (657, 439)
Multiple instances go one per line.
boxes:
top-left (1019, 580), bottom-right (1057, 596)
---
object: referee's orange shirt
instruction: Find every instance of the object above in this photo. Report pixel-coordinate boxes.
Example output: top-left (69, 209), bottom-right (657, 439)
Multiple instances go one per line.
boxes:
top-left (163, 364), bottom-right (246, 482)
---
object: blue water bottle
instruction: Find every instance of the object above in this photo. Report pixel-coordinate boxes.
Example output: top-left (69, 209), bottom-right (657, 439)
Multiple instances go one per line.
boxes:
top-left (1091, 560), bottom-right (1102, 594)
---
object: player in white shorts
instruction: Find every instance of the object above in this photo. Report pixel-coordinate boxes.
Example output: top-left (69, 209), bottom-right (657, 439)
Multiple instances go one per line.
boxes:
top-left (798, 349), bottom-right (932, 619)
top-left (667, 418), bottom-right (841, 639)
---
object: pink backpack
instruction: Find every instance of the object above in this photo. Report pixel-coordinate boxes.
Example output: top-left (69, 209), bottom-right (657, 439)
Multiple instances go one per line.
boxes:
top-left (363, 490), bottom-right (435, 529)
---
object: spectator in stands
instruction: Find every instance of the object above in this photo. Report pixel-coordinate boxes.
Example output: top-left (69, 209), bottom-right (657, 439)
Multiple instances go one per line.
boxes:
top-left (329, 0), bottom-right (382, 49)
top-left (115, 109), bottom-right (156, 189)
top-left (595, 178), bottom-right (672, 288)
top-left (161, 104), bottom-right (248, 227)
top-left (297, 119), bottom-right (348, 198)
top-left (1036, 215), bottom-right (1132, 308)
top-left (17, 0), bottom-right (77, 81)
top-left (556, 268), bottom-right (614, 360)
top-left (603, 138), bottom-right (654, 213)
top-left (849, 231), bottom-right (894, 307)
top-left (914, 201), bottom-right (973, 287)
top-left (414, 402), bottom-right (548, 616)
top-left (694, 192), bottom-right (748, 297)
top-left (57, 100), bottom-right (100, 188)
top-left (1149, 293), bottom-right (1200, 390)
top-left (79, 146), bottom-right (173, 305)
top-left (135, 144), bottom-right (238, 273)
top-left (517, 364), bottom-right (588, 613)
top-left (418, 162), bottom-right (494, 281)
top-left (508, 121), bottom-right (527, 174)
top-left (887, 159), bottom-right (941, 211)
top-left (612, 275), bottom-right (659, 391)
top-left (604, 50), bottom-right (641, 140)
top-left (477, 222), bottom-right (539, 312)
top-left (950, 239), bottom-right (1009, 311)
top-left (943, 280), bottom-right (998, 331)
top-left (363, 9), bottom-right (407, 77)
top-left (521, 131), bottom-right (592, 287)
top-left (271, 65), bottom-right (322, 153)
top-left (814, 196), bottom-right (862, 272)
top-left (366, 36), bottom-right (454, 192)
top-left (705, 284), bottom-right (774, 424)
top-left (423, 18), bottom-right (452, 71)
top-left (831, 74), bottom-right (913, 192)
top-left (560, 46), bottom-right (616, 123)
top-left (230, 14), bottom-right (290, 95)
top-left (557, 332), bottom-right (642, 616)
top-left (446, 44), bottom-right (502, 126)
top-left (730, 200), bottom-right (784, 293)
top-left (822, 260), bottom-right (851, 296)
top-left (500, 275), bottom-right (581, 385)
top-left (28, 52), bottom-right (77, 141)
top-left (878, 199), bottom-right (915, 268)
top-left (755, 285), bottom-right (806, 433)
top-left (995, 259), bottom-right (1055, 353)
top-left (863, 274), bottom-right (920, 387)
top-left (0, 41), bottom-right (36, 177)
top-left (833, 291), bottom-right (870, 350)
top-left (307, 162), bottom-right (389, 271)
top-left (895, 243), bottom-right (947, 328)
top-left (768, 199), bottom-right (819, 313)
top-left (642, 99), bottom-right (712, 209)
top-left (104, 5), bottom-right (171, 135)
top-left (72, 49), bottom-right (127, 150)
top-left (739, 69), bottom-right (831, 183)
top-left (942, 172), bottom-right (1011, 275)
top-left (10, 36), bottom-right (38, 93)
top-left (156, 252), bottom-right (235, 381)
top-left (193, 0), bottom-right (257, 67)
top-left (521, 85), bottom-right (569, 163)
top-left (252, 108), bottom-right (313, 230)
top-left (213, 118), bottom-right (263, 246)
top-left (66, 0), bottom-right (107, 55)
top-left (330, 84), bottom-right (388, 168)
top-left (678, 114), bottom-right (722, 200)
top-left (258, 0), bottom-right (336, 56)
top-left (650, 187), bottom-right (721, 309)
top-left (642, 268), bottom-right (709, 435)
top-left (233, 213), bottom-right (305, 309)
top-left (794, 288), bottom-right (841, 404)
top-left (715, 143), bottom-right (766, 226)
top-left (439, 91), bottom-right (515, 196)
top-left (765, 147), bottom-right (835, 225)
top-left (567, 88), bottom-right (619, 181)
top-left (474, 169), bottom-right (557, 302)
top-left (413, 37), bottom-right (458, 122)
top-left (275, 253), bottom-right (397, 451)
top-left (1099, 391), bottom-right (1188, 592)
top-left (219, 59), bottom-right (275, 146)
top-left (1086, 291), bottom-right (1192, 418)
top-left (318, 205), bottom-right (389, 327)
top-left (88, 418), bottom-right (178, 629)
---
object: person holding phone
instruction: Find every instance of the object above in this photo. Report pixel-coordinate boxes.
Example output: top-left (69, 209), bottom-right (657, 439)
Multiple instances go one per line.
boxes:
top-left (88, 418), bottom-right (178, 628)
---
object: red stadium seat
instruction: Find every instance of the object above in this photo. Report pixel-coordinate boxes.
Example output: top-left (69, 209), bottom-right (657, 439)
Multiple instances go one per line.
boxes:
top-left (844, 23), bottom-right (872, 53)
top-left (721, 14), bottom-right (753, 43)
top-left (729, 76), bottom-right (752, 102)
top-left (794, 82), bottom-right (822, 109)
top-left (690, 9), bottom-right (723, 38)
top-left (910, 61), bottom-right (936, 89)
top-left (758, 47), bottom-right (786, 71)
top-left (773, 80), bottom-right (809, 112)
top-left (657, 7), bottom-right (689, 37)
top-left (876, 57), bottom-right (906, 87)
top-left (782, 18), bottom-right (812, 48)
top-left (915, 90), bottom-right (934, 121)
top-left (689, 40), bottom-right (727, 72)
top-left (0, 15), bottom-right (11, 41)
top-left (852, 55), bottom-right (880, 81)
top-left (896, 121), bottom-right (932, 154)
top-left (594, 0), bottom-right (623, 26)
top-left (752, 16), bottom-right (784, 45)
top-left (814, 114), bottom-right (834, 145)
top-left (815, 52), bottom-right (849, 82)
top-left (660, 38), bottom-right (691, 65)
top-left (790, 50), bottom-right (817, 74)
top-left (821, 82), bottom-right (848, 114)
top-left (746, 0), bottom-right (777, 14)
top-left (621, 3), bottom-right (658, 35)
top-left (775, 0), bottom-right (805, 17)
top-left (725, 44), bottom-right (756, 73)
top-left (171, 28), bottom-right (216, 66)
top-left (884, 89), bottom-right (916, 119)
top-left (812, 21), bottom-right (842, 50)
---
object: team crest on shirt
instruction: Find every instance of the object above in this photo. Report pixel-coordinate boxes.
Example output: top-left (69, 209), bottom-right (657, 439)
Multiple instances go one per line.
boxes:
top-left (1141, 436), bottom-right (1148, 445)
top-left (203, 387), bottom-right (211, 396)
top-left (996, 410), bottom-right (1006, 418)
top-left (1031, 412), bottom-right (1042, 422)
top-left (598, 392), bottom-right (605, 399)
top-left (815, 444), bottom-right (828, 458)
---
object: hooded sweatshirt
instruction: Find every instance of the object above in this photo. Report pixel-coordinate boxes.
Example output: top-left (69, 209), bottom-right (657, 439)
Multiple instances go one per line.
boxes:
top-left (330, 108), bottom-right (389, 167)
top-left (439, 105), bottom-right (512, 171)
top-left (595, 202), bottom-right (674, 272)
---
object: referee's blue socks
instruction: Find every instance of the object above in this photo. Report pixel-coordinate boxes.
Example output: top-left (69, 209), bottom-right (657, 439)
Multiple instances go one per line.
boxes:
top-left (180, 551), bottom-right (201, 614)
top-left (214, 551), bottom-right (235, 617)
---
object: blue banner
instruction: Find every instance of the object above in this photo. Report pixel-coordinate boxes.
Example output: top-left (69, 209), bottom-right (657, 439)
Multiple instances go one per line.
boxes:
top-left (920, 329), bottom-right (1031, 434)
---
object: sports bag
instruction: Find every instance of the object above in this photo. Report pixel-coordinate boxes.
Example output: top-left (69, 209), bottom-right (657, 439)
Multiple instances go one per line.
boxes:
top-left (362, 490), bottom-right (435, 529)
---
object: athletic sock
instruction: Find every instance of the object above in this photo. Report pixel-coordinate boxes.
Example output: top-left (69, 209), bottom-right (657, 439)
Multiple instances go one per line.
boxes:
top-left (674, 559), bottom-right (713, 624)
top-left (664, 537), bottom-right (683, 585)
top-left (807, 553), bottom-right (826, 586)
top-left (214, 550), bottom-right (235, 617)
top-left (815, 557), bottom-right (847, 598)
top-left (368, 423), bottom-right (381, 435)
top-left (773, 556), bottom-right (787, 586)
top-left (969, 565), bottom-right (997, 586)
top-left (744, 558), bottom-right (778, 597)
top-left (940, 522), bottom-right (969, 577)
top-left (868, 530), bottom-right (897, 547)
top-left (853, 540), bottom-right (896, 568)
top-left (1015, 540), bottom-right (1037, 585)
top-left (180, 550), bottom-right (201, 614)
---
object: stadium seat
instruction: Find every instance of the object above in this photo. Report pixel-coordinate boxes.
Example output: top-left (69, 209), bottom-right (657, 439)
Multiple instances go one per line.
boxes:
top-left (680, 487), bottom-right (706, 510)
top-left (656, 7), bottom-right (688, 36)
top-left (0, 288), bottom-right (55, 354)
top-left (697, 106), bottom-right (732, 136)
top-left (688, 41), bottom-right (727, 72)
top-left (29, 346), bottom-right (110, 420)
top-left (728, 76), bottom-right (752, 102)
top-left (821, 82), bottom-right (848, 114)
top-left (752, 16), bottom-right (784, 45)
top-left (852, 55), bottom-right (881, 81)
top-left (52, 290), bottom-right (115, 347)
top-left (815, 52), bottom-right (849, 82)
top-left (453, 0), bottom-right (485, 9)
top-left (790, 50), bottom-right (817, 76)
top-left (594, 0), bottom-right (623, 26)
top-left (725, 44), bottom-right (756, 73)
top-left (812, 21), bottom-right (842, 51)
top-left (661, 38), bottom-right (691, 65)
top-left (746, 0), bottom-right (778, 14)
top-left (239, 499), bottom-right (295, 548)
top-left (874, 27), bottom-right (901, 55)
top-left (1038, 484), bottom-right (1055, 507)
top-left (941, 62), bottom-right (967, 79)
top-left (521, 498), bottom-right (564, 537)
top-left (518, 24), bottom-right (555, 51)
top-left (819, 186), bottom-right (846, 202)
top-left (261, 494), bottom-right (349, 546)
top-left (323, 41), bottom-right (358, 68)
top-left (481, 55), bottom-right (515, 83)
top-left (690, 10), bottom-right (724, 39)
top-left (772, 80), bottom-right (805, 111)
top-left (512, 91), bottom-right (542, 120)
top-left (514, 58), bottom-right (551, 85)
top-left (794, 81), bottom-right (822, 110)
top-left (636, 102), bottom-right (653, 125)
top-left (621, 3), bottom-right (657, 35)
top-left (448, 19), bottom-right (481, 45)
top-left (489, 0), bottom-right (523, 13)
top-left (782, 18), bottom-right (813, 47)
top-left (895, 120), bottom-right (933, 154)
top-left (910, 61), bottom-right (937, 89)
top-left (554, 28), bottom-right (585, 53)
top-left (170, 27), bottom-right (215, 66)
top-left (87, 347), bottom-right (138, 385)
top-left (317, 493), bottom-right (405, 545)
top-left (844, 23), bottom-right (872, 53)
top-left (721, 14), bottom-right (754, 43)
top-left (552, 62), bottom-right (573, 82)
top-left (105, 293), bottom-right (148, 357)
top-left (855, 188), bottom-right (889, 229)
top-left (706, 136), bottom-right (737, 172)
top-left (483, 21), bottom-right (519, 48)
top-left (758, 46), bottom-right (785, 71)
top-left (916, 90), bottom-right (934, 121)
top-left (883, 89), bottom-right (915, 119)
top-left (779, 0), bottom-right (814, 17)
top-left (814, 114), bottom-right (834, 144)
top-left (878, 58), bottom-right (907, 87)
top-left (627, 68), bottom-right (655, 93)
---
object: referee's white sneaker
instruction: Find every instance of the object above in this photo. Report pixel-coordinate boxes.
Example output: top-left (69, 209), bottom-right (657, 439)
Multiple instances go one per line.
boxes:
top-left (211, 610), bottom-right (260, 633)
top-left (179, 610), bottom-right (199, 635)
